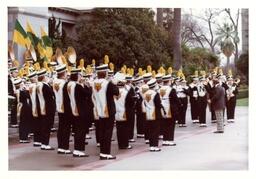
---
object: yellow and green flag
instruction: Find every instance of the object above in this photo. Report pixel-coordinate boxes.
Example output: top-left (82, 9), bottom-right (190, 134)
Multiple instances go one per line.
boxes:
top-left (41, 27), bottom-right (53, 60)
top-left (26, 21), bottom-right (39, 47)
top-left (13, 19), bottom-right (30, 48)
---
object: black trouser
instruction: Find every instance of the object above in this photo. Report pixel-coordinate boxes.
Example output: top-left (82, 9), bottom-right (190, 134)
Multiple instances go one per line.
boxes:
top-left (226, 97), bottom-right (236, 119)
top-left (190, 98), bottom-right (199, 120)
top-left (73, 116), bottom-right (87, 151)
top-left (159, 119), bottom-right (165, 136)
top-left (178, 97), bottom-right (188, 124)
top-left (143, 113), bottom-right (149, 140)
top-left (41, 113), bottom-right (54, 145)
top-left (211, 110), bottom-right (216, 121)
top-left (198, 96), bottom-right (207, 124)
top-left (33, 116), bottom-right (41, 143)
top-left (10, 98), bottom-right (17, 125)
top-left (147, 120), bottom-right (160, 147)
top-left (136, 111), bottom-right (145, 135)
top-left (99, 117), bottom-right (115, 154)
top-left (127, 112), bottom-right (135, 140)
top-left (94, 120), bottom-right (100, 144)
top-left (162, 118), bottom-right (175, 141)
top-left (57, 113), bottom-right (71, 150)
top-left (49, 112), bottom-right (55, 129)
top-left (19, 110), bottom-right (30, 140)
top-left (116, 120), bottom-right (129, 148)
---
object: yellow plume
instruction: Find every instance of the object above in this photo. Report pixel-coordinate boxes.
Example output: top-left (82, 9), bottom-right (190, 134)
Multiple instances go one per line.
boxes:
top-left (109, 62), bottom-right (114, 71)
top-left (43, 61), bottom-right (50, 72)
top-left (121, 67), bottom-right (126, 74)
top-left (104, 55), bottom-right (109, 64)
top-left (228, 69), bottom-right (232, 77)
top-left (194, 70), bottom-right (198, 77)
top-left (126, 68), bottom-right (131, 75)
top-left (130, 68), bottom-right (134, 76)
top-left (138, 68), bottom-right (143, 76)
top-left (218, 68), bottom-right (223, 75)
top-left (18, 68), bottom-right (24, 78)
top-left (200, 70), bottom-right (206, 77)
top-left (13, 60), bottom-right (20, 68)
top-left (142, 70), bottom-right (146, 75)
top-left (92, 59), bottom-right (96, 65)
top-left (177, 69), bottom-right (183, 78)
top-left (147, 65), bottom-right (152, 73)
top-left (79, 59), bottom-right (85, 69)
top-left (33, 62), bottom-right (40, 71)
top-left (167, 67), bottom-right (172, 75)
top-left (152, 70), bottom-right (156, 78)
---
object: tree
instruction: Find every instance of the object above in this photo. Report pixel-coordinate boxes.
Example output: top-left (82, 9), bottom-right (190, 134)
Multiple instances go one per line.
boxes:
top-left (224, 8), bottom-right (240, 64)
top-left (173, 8), bottom-right (182, 70)
top-left (217, 23), bottom-right (236, 69)
top-left (74, 8), bottom-right (172, 70)
top-left (156, 8), bottom-right (163, 27)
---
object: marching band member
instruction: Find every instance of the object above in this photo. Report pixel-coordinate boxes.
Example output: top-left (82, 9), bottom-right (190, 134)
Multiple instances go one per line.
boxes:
top-left (133, 76), bottom-right (145, 138)
top-left (53, 64), bottom-right (72, 154)
top-left (36, 69), bottom-right (56, 150)
top-left (189, 73), bottom-right (200, 123)
top-left (160, 74), bottom-right (179, 146)
top-left (115, 80), bottom-right (132, 149)
top-left (92, 64), bottom-right (119, 160)
top-left (176, 77), bottom-right (189, 127)
top-left (125, 75), bottom-right (136, 143)
top-left (28, 70), bottom-right (42, 147)
top-left (143, 79), bottom-right (162, 152)
top-left (198, 75), bottom-right (208, 127)
top-left (14, 78), bottom-right (32, 143)
top-left (224, 76), bottom-right (239, 123)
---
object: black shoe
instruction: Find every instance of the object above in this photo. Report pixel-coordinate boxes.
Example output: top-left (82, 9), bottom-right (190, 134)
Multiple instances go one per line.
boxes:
top-left (85, 141), bottom-right (89, 145)
top-left (33, 143), bottom-right (41, 147)
top-left (73, 154), bottom-right (89, 157)
top-left (129, 139), bottom-right (135, 143)
top-left (57, 151), bottom-right (66, 154)
top-left (119, 145), bottom-right (132, 150)
top-left (111, 138), bottom-right (115, 141)
top-left (10, 124), bottom-right (18, 128)
top-left (100, 155), bottom-right (116, 160)
top-left (51, 128), bottom-right (57, 132)
top-left (213, 131), bottom-right (224, 133)
top-left (41, 146), bottom-right (55, 150)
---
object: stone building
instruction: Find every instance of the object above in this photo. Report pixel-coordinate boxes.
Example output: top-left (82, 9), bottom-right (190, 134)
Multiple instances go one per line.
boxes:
top-left (8, 7), bottom-right (92, 64)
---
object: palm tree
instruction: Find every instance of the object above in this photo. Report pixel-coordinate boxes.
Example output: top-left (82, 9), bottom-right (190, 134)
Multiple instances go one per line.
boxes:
top-left (216, 23), bottom-right (237, 69)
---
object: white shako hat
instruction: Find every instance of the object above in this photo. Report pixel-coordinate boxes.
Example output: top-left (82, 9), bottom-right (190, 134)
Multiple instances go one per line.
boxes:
top-left (70, 67), bottom-right (81, 74)
top-left (13, 78), bottom-right (22, 86)
top-left (37, 69), bottom-right (47, 77)
top-left (162, 74), bottom-right (172, 82)
top-left (143, 73), bottom-right (152, 81)
top-left (147, 78), bottom-right (157, 89)
top-left (28, 71), bottom-right (37, 79)
top-left (56, 64), bottom-right (67, 74)
top-left (96, 64), bottom-right (109, 72)
top-left (155, 73), bottom-right (163, 80)
top-left (132, 76), bottom-right (142, 84)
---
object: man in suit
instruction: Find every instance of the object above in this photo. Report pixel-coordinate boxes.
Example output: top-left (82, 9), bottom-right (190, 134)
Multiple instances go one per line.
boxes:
top-left (208, 79), bottom-right (226, 133)
top-left (92, 64), bottom-right (119, 160)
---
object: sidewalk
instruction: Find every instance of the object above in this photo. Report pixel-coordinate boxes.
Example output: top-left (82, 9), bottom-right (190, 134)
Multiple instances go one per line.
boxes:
top-left (8, 106), bottom-right (248, 170)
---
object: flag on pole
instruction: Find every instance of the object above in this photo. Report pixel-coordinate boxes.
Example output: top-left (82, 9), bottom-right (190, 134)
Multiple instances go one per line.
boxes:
top-left (26, 21), bottom-right (39, 47)
top-left (37, 39), bottom-right (46, 59)
top-left (13, 19), bottom-right (30, 48)
top-left (41, 27), bottom-right (53, 60)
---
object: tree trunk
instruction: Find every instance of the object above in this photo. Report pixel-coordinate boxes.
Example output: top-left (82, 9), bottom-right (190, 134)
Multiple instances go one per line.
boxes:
top-left (173, 8), bottom-right (182, 70)
top-left (156, 8), bottom-right (163, 27)
top-left (227, 56), bottom-right (230, 69)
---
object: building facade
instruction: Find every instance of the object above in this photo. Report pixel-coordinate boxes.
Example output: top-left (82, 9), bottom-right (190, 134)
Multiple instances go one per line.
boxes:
top-left (8, 7), bottom-right (92, 64)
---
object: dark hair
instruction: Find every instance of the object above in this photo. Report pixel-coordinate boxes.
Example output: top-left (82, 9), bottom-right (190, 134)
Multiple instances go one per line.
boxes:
top-left (70, 73), bottom-right (78, 81)
top-left (57, 71), bottom-right (66, 79)
top-left (97, 71), bottom-right (107, 79)
top-left (38, 75), bottom-right (44, 82)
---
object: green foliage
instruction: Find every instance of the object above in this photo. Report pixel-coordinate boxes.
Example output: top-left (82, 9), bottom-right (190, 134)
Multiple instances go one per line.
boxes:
top-left (237, 98), bottom-right (248, 106)
top-left (236, 53), bottom-right (248, 84)
top-left (74, 8), bottom-right (172, 70)
top-left (182, 46), bottom-right (219, 76)
top-left (237, 88), bottom-right (248, 99)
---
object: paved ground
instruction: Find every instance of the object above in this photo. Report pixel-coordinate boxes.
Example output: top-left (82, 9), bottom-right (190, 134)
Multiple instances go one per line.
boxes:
top-left (8, 106), bottom-right (248, 170)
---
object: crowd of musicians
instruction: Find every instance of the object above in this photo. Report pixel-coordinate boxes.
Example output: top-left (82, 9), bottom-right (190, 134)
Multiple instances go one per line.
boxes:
top-left (8, 47), bottom-right (240, 159)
